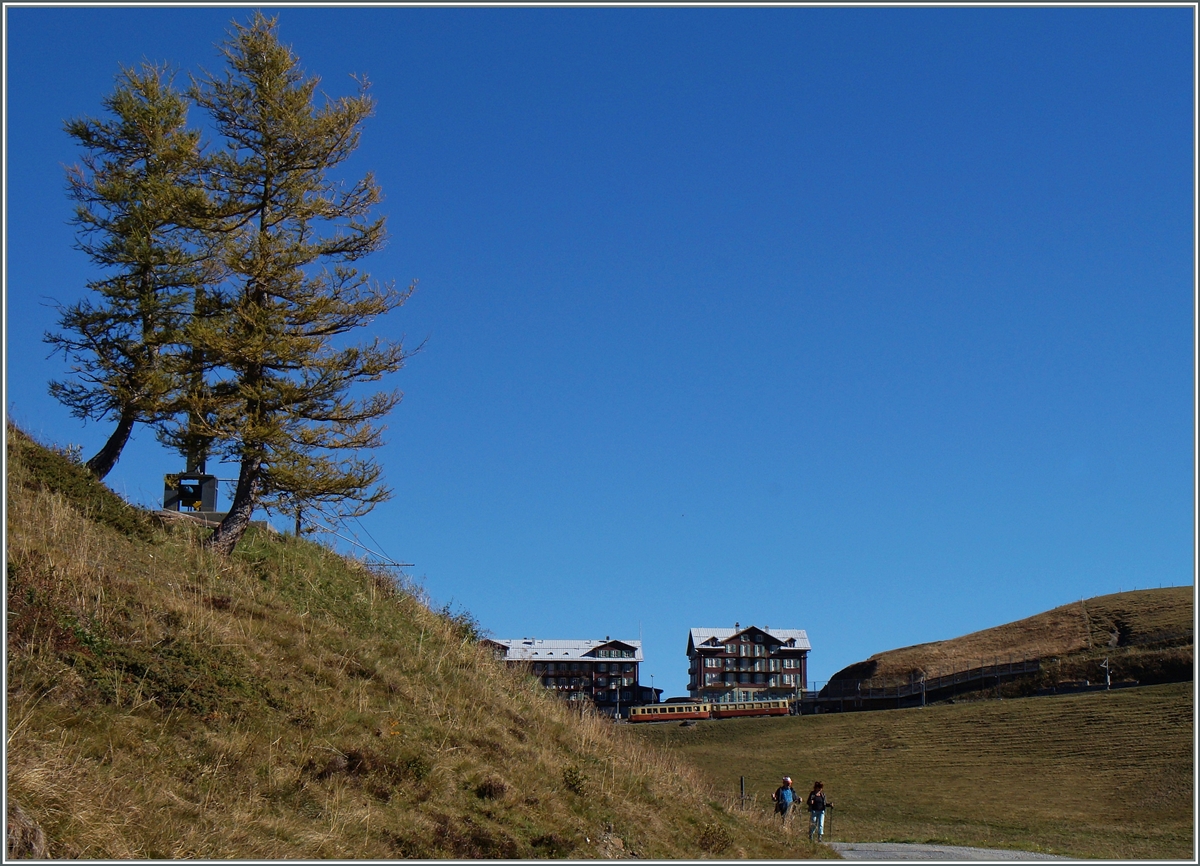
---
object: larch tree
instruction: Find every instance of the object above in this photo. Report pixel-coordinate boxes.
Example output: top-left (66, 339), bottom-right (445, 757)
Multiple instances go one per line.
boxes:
top-left (46, 63), bottom-right (212, 479)
top-left (182, 13), bottom-right (414, 556)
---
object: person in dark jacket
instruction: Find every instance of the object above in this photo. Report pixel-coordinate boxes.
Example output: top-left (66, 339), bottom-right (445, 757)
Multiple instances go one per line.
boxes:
top-left (771, 776), bottom-right (796, 825)
top-left (806, 780), bottom-right (829, 841)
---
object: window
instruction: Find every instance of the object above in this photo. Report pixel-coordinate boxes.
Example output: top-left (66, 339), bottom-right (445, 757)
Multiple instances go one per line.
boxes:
top-left (623, 663), bottom-right (633, 673)
top-left (571, 663), bottom-right (579, 671)
top-left (621, 691), bottom-right (631, 701)
top-left (755, 673), bottom-right (765, 684)
top-left (598, 663), bottom-right (607, 672)
top-left (533, 663), bottom-right (544, 673)
top-left (547, 663), bottom-right (557, 673)
top-left (598, 676), bottom-right (607, 686)
top-left (739, 673), bottom-right (749, 684)
top-left (754, 633), bottom-right (763, 643)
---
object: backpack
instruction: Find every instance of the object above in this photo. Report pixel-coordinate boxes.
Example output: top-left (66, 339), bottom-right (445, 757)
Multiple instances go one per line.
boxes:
top-left (808, 792), bottom-right (826, 811)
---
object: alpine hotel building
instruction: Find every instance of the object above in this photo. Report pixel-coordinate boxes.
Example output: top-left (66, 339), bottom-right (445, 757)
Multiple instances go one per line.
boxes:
top-left (687, 624), bottom-right (811, 703)
top-left (482, 637), bottom-right (658, 716)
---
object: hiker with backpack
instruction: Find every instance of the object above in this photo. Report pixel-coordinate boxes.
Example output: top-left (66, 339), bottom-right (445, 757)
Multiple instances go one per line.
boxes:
top-left (806, 780), bottom-right (830, 842)
top-left (771, 776), bottom-right (796, 826)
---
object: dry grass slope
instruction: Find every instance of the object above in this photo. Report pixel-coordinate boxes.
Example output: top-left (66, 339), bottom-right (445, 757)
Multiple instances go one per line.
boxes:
top-left (636, 683), bottom-right (1194, 860)
top-left (5, 426), bottom-right (830, 859)
top-left (830, 587), bottom-right (1193, 689)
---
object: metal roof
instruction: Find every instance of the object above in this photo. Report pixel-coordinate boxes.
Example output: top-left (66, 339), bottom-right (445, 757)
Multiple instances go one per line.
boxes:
top-left (487, 638), bottom-right (643, 662)
top-left (688, 626), bottom-right (811, 651)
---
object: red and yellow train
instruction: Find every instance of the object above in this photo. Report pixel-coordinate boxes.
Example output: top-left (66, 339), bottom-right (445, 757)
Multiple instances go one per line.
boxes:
top-left (628, 698), bottom-right (790, 723)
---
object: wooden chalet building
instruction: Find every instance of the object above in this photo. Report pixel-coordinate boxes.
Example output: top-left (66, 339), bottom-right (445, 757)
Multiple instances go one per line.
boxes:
top-left (687, 624), bottom-right (811, 703)
top-left (482, 637), bottom-right (660, 717)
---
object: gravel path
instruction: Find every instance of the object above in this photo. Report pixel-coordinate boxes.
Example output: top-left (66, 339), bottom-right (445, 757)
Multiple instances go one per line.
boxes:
top-left (828, 841), bottom-right (1074, 860)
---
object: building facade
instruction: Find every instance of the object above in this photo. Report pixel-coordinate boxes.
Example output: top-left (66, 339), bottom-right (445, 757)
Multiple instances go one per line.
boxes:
top-left (482, 637), bottom-right (660, 717)
top-left (686, 624), bottom-right (811, 703)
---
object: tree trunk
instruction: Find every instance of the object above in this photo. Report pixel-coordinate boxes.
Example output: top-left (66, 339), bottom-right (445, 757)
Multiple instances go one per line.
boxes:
top-left (204, 455), bottom-right (262, 556)
top-left (84, 410), bottom-right (136, 480)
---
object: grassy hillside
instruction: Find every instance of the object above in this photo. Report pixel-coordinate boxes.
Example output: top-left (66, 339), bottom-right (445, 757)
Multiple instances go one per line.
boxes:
top-left (828, 587), bottom-right (1193, 690)
top-left (635, 683), bottom-right (1194, 859)
top-left (5, 426), bottom-right (830, 859)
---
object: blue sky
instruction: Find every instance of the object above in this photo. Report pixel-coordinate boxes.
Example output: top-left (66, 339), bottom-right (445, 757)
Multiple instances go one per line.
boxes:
top-left (4, 5), bottom-right (1195, 694)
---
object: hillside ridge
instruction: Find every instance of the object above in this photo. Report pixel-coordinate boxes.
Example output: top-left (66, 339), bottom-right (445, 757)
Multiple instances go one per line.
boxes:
top-left (827, 586), bottom-right (1193, 690)
top-left (4, 426), bottom-right (824, 860)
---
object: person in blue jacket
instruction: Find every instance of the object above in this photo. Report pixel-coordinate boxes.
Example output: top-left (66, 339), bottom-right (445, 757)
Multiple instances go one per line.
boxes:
top-left (771, 776), bottom-right (796, 825)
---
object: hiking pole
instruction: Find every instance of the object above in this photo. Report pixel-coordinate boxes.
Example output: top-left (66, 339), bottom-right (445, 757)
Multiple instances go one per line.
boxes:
top-left (825, 805), bottom-right (833, 840)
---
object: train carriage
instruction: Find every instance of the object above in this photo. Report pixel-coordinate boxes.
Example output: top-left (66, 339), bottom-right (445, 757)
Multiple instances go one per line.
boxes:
top-left (708, 699), bottom-right (791, 719)
top-left (628, 702), bottom-right (711, 722)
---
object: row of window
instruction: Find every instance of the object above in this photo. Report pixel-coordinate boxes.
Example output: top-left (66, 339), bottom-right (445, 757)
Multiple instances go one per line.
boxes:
top-left (597, 649), bottom-right (635, 658)
top-left (543, 677), bottom-right (634, 689)
top-left (596, 690), bottom-right (633, 703)
top-left (595, 675), bottom-right (633, 687)
top-left (721, 643), bottom-right (791, 657)
top-left (702, 690), bottom-right (792, 703)
top-left (698, 654), bottom-right (800, 668)
top-left (700, 673), bottom-right (800, 686)
top-left (533, 662), bottom-right (634, 674)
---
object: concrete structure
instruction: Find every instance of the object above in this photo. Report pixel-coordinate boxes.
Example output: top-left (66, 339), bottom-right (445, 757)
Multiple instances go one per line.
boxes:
top-left (686, 624), bottom-right (810, 703)
top-left (482, 637), bottom-right (660, 716)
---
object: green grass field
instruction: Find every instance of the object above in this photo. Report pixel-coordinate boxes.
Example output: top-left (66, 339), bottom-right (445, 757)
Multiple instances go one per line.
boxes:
top-left (634, 683), bottom-right (1194, 860)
